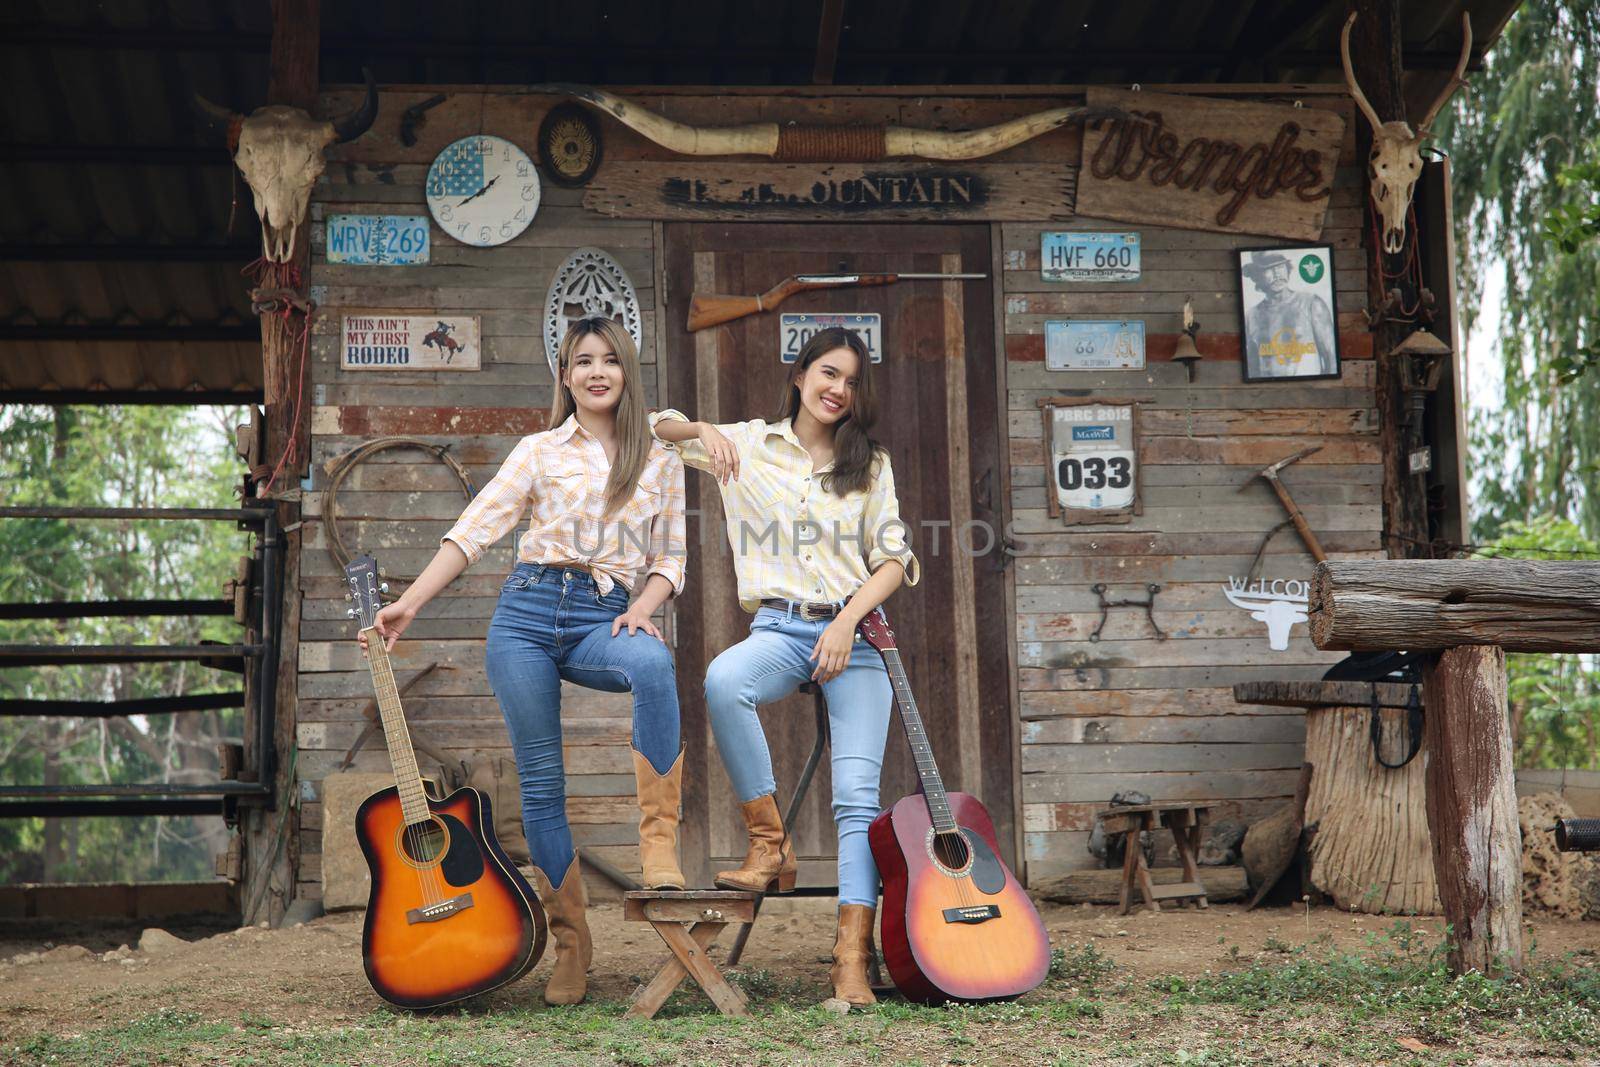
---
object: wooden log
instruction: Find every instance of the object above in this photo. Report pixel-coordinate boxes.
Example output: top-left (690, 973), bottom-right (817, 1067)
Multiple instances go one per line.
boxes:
top-left (1423, 645), bottom-right (1522, 974)
top-left (1033, 865), bottom-right (1247, 905)
top-left (1302, 705), bottom-right (1438, 915)
top-left (1310, 559), bottom-right (1600, 653)
top-left (1233, 680), bottom-right (1416, 710)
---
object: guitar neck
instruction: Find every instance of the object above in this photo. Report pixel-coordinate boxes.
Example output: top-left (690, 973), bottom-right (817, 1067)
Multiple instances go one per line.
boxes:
top-left (882, 648), bottom-right (958, 834)
top-left (365, 637), bottom-right (432, 826)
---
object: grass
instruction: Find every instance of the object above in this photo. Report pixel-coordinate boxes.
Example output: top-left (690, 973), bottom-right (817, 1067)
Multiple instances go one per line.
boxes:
top-left (10, 925), bottom-right (1600, 1066)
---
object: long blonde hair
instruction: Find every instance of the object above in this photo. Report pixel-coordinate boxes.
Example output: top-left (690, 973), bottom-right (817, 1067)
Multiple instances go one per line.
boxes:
top-left (551, 317), bottom-right (651, 516)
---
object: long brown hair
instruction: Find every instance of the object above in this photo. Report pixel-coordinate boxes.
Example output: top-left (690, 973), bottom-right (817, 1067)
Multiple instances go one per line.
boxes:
top-left (772, 327), bottom-right (882, 495)
top-left (550, 317), bottom-right (651, 516)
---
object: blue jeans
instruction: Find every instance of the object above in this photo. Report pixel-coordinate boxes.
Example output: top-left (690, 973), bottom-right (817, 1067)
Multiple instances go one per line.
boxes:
top-left (703, 605), bottom-right (893, 907)
top-left (485, 563), bottom-right (680, 883)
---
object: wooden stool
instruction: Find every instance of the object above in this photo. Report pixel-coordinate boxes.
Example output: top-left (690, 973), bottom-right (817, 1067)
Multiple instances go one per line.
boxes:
top-left (1097, 803), bottom-right (1211, 915)
top-left (624, 890), bottom-right (757, 1018)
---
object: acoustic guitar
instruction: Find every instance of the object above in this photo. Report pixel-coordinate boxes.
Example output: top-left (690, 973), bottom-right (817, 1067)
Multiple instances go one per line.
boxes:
top-left (344, 554), bottom-right (546, 1009)
top-left (859, 607), bottom-right (1051, 1004)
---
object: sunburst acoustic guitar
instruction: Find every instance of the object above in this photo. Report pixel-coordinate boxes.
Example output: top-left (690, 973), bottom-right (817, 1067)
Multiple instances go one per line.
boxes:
top-left (859, 606), bottom-right (1051, 1004)
top-left (344, 554), bottom-right (546, 1009)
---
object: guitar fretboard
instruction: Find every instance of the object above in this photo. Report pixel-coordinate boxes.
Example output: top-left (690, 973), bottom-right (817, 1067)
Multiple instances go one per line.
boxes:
top-left (365, 635), bottom-right (430, 827)
top-left (883, 648), bottom-right (957, 834)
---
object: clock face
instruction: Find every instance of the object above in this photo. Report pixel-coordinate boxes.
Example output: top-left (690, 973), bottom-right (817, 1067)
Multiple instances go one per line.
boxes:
top-left (425, 135), bottom-right (540, 247)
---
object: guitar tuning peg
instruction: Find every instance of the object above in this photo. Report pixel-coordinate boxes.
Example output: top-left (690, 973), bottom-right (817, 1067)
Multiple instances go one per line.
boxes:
top-left (346, 606), bottom-right (359, 618)
top-left (379, 582), bottom-right (390, 593)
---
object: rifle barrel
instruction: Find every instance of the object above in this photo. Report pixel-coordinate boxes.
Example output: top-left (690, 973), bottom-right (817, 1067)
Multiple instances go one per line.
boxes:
top-left (895, 273), bottom-right (988, 279)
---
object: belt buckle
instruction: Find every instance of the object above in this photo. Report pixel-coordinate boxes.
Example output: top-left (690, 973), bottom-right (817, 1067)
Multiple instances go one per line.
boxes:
top-left (799, 602), bottom-right (831, 621)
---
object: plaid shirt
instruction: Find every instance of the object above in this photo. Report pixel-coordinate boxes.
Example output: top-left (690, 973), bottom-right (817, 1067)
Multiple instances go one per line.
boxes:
top-left (442, 415), bottom-right (687, 597)
top-left (651, 410), bottom-right (919, 613)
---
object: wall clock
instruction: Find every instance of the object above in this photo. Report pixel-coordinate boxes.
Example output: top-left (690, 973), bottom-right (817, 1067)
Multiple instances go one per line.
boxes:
top-left (425, 135), bottom-right (540, 247)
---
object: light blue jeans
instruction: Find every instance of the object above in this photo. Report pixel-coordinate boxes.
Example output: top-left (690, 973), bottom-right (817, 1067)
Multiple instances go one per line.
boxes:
top-left (703, 605), bottom-right (893, 906)
top-left (484, 563), bottom-right (680, 884)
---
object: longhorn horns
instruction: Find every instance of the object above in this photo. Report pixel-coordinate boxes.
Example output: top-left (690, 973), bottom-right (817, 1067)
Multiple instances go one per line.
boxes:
top-left (528, 83), bottom-right (1122, 162)
top-left (1339, 12), bottom-right (1473, 137)
top-left (191, 67), bottom-right (380, 145)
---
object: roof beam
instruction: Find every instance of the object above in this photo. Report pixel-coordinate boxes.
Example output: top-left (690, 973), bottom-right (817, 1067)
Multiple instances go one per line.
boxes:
top-left (813, 0), bottom-right (846, 85)
top-left (2, 243), bottom-right (257, 262)
top-left (0, 144), bottom-right (227, 165)
top-left (0, 323), bottom-right (257, 342)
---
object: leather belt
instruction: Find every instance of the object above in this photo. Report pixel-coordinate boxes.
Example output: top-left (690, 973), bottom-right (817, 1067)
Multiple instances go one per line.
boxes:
top-left (760, 598), bottom-right (839, 621)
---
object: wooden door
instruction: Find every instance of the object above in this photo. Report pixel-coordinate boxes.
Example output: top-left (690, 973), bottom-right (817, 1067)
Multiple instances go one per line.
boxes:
top-left (663, 223), bottom-right (1014, 889)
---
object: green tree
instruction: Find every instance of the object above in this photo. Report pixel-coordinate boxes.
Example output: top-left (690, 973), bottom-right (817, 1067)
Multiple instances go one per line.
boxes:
top-left (1436, 0), bottom-right (1600, 539)
top-left (1478, 517), bottom-right (1600, 768)
top-left (0, 405), bottom-right (248, 883)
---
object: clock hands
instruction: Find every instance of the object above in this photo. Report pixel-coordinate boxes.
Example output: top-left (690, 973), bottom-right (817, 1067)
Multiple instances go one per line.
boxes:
top-left (457, 175), bottom-right (499, 207)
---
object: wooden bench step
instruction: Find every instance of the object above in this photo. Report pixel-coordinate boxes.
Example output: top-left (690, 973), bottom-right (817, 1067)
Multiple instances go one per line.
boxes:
top-left (1147, 882), bottom-right (1207, 901)
top-left (623, 890), bottom-right (759, 924)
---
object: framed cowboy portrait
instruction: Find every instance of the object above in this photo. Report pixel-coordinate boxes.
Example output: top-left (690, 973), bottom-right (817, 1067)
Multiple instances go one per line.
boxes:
top-left (1237, 244), bottom-right (1341, 382)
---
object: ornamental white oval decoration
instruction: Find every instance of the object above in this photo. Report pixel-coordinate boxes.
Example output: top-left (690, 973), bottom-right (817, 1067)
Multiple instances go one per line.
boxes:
top-left (543, 248), bottom-right (643, 377)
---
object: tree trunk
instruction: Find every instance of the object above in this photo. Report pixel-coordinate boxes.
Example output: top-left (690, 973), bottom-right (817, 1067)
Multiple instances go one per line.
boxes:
top-left (1310, 559), bottom-right (1600, 652)
top-left (1303, 704), bottom-right (1439, 914)
top-left (1423, 645), bottom-right (1522, 974)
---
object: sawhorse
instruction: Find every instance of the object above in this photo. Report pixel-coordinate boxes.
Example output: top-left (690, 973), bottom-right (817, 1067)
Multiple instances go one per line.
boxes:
top-left (624, 890), bottom-right (758, 1018)
top-left (1098, 802), bottom-right (1211, 915)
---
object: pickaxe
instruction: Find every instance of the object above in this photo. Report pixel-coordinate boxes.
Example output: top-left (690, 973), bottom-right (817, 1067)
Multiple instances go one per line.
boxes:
top-left (1244, 446), bottom-right (1326, 563)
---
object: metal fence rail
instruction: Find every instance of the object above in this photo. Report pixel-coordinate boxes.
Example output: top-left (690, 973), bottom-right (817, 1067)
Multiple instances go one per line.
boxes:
top-left (0, 502), bottom-right (282, 818)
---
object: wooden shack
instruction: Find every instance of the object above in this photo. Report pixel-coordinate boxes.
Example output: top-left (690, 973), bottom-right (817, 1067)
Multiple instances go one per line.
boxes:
top-left (0, 0), bottom-right (1522, 918)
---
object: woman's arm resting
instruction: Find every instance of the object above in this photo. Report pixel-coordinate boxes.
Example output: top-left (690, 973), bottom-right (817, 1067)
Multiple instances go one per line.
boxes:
top-left (810, 561), bottom-right (905, 682)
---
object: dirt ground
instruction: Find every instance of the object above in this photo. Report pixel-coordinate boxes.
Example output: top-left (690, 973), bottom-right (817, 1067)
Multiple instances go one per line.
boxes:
top-left (3, 888), bottom-right (1599, 1047)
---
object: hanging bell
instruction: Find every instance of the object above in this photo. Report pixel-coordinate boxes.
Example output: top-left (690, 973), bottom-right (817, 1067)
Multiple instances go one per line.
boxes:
top-left (1172, 330), bottom-right (1202, 383)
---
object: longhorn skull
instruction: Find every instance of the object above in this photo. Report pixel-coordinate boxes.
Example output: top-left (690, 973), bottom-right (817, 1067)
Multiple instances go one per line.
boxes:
top-left (530, 83), bottom-right (1122, 162)
top-left (193, 72), bottom-right (379, 262)
top-left (1341, 13), bottom-right (1472, 254)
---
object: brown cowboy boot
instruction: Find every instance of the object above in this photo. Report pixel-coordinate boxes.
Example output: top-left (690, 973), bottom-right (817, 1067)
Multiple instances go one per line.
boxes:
top-left (830, 904), bottom-right (877, 1006)
top-left (532, 855), bottom-right (592, 1005)
top-left (713, 793), bottom-right (797, 893)
top-left (632, 748), bottom-right (686, 890)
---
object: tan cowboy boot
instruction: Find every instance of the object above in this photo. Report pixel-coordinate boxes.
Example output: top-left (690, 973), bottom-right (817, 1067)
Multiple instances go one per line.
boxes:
top-left (713, 793), bottom-right (798, 893)
top-left (532, 855), bottom-right (592, 1005)
top-left (830, 904), bottom-right (877, 1006)
top-left (632, 748), bottom-right (686, 890)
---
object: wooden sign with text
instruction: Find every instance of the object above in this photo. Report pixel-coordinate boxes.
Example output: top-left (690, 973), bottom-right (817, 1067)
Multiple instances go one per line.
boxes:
top-left (584, 162), bottom-right (1076, 222)
top-left (1075, 88), bottom-right (1346, 241)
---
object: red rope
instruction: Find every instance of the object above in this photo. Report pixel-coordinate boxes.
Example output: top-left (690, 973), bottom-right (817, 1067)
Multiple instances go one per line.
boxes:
top-left (243, 259), bottom-right (314, 498)
top-left (1369, 201), bottom-right (1426, 320)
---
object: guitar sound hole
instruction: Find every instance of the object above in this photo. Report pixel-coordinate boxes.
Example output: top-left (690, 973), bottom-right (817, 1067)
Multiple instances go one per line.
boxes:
top-left (932, 831), bottom-right (971, 872)
top-left (399, 818), bottom-right (448, 865)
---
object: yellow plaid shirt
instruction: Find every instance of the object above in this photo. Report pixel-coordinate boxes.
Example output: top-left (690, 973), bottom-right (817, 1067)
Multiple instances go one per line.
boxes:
top-left (651, 410), bottom-right (919, 613)
top-left (442, 415), bottom-right (687, 597)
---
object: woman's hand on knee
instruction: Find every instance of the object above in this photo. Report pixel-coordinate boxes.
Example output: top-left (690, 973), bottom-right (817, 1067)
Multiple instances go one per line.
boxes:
top-left (611, 604), bottom-right (663, 641)
top-left (809, 619), bottom-right (855, 683)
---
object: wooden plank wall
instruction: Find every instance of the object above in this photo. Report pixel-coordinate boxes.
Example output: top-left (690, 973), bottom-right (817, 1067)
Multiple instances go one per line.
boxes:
top-left (1007, 162), bottom-right (1378, 880)
top-left (294, 84), bottom-right (1380, 896)
top-left (294, 90), bottom-right (663, 901)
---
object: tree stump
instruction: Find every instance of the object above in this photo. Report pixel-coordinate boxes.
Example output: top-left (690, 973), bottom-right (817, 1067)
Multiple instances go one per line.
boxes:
top-left (1303, 705), bottom-right (1438, 914)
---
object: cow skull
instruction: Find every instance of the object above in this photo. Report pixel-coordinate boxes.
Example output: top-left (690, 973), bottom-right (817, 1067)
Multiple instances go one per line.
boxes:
top-left (193, 72), bottom-right (378, 262)
top-left (1341, 13), bottom-right (1472, 254)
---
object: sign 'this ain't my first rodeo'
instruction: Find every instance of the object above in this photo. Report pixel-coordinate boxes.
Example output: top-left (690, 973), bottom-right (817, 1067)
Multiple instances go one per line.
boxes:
top-left (1076, 88), bottom-right (1348, 241)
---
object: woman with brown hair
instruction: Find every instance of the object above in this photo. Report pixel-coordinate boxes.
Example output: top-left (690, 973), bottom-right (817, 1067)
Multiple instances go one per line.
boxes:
top-left (650, 326), bottom-right (918, 1005)
top-left (360, 317), bottom-right (686, 1006)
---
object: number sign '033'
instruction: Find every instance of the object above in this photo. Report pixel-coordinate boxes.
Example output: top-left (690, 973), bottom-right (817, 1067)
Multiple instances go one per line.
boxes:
top-left (1042, 399), bottom-right (1141, 526)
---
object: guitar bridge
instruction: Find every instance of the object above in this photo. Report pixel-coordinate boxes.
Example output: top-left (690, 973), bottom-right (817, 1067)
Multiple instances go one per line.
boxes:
top-left (406, 892), bottom-right (474, 925)
top-left (942, 904), bottom-right (1001, 925)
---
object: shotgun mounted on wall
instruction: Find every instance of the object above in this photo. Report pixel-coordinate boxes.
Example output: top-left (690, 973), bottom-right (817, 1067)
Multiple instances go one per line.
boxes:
top-left (687, 271), bottom-right (986, 332)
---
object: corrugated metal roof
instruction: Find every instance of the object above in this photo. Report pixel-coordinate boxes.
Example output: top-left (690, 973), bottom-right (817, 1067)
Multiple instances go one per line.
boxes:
top-left (0, 0), bottom-right (1519, 400)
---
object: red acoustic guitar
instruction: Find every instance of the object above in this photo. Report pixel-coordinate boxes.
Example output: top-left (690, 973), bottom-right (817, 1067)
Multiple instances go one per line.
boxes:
top-left (860, 607), bottom-right (1050, 1004)
top-left (344, 554), bottom-right (546, 1009)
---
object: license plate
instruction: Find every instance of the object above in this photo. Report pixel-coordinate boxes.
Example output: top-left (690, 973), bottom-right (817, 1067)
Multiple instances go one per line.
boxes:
top-left (325, 214), bottom-right (431, 265)
top-left (779, 313), bottom-right (883, 364)
top-left (1046, 320), bottom-right (1146, 370)
top-left (1040, 232), bottom-right (1140, 282)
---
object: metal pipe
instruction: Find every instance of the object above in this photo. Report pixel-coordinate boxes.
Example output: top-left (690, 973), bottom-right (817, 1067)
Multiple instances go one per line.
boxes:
top-left (0, 506), bottom-right (263, 522)
top-left (0, 599), bottom-right (231, 620)
top-left (0, 645), bottom-right (260, 667)
top-left (257, 508), bottom-right (282, 801)
top-left (0, 691), bottom-right (245, 717)
top-left (0, 783), bottom-right (270, 796)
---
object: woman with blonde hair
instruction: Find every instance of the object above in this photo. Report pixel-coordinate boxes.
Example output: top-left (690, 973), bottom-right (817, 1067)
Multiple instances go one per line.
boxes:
top-left (360, 316), bottom-right (686, 1006)
top-left (650, 327), bottom-right (917, 1006)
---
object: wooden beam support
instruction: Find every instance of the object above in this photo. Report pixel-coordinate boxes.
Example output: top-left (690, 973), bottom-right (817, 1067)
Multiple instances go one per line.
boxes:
top-left (1423, 645), bottom-right (1521, 974)
top-left (812, 0), bottom-right (846, 85)
top-left (1310, 559), bottom-right (1600, 653)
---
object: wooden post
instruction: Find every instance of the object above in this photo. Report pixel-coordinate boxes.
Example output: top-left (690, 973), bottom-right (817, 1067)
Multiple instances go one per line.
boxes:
top-left (1423, 645), bottom-right (1521, 974)
top-left (1306, 558), bottom-right (1577, 973)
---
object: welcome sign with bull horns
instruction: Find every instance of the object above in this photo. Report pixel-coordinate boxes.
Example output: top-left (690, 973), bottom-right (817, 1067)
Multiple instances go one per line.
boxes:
top-left (1223, 576), bottom-right (1311, 651)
